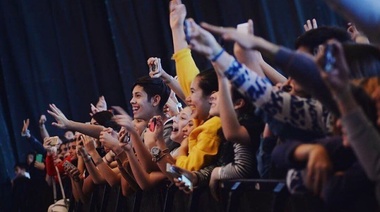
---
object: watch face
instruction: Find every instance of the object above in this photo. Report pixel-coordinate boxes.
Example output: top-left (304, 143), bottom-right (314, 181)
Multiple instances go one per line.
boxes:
top-left (151, 147), bottom-right (160, 156)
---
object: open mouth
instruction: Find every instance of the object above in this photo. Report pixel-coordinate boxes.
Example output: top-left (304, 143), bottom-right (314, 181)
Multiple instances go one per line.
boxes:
top-left (132, 106), bottom-right (139, 114)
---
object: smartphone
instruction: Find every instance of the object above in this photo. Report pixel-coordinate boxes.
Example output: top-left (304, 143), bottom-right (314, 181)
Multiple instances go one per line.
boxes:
top-left (150, 63), bottom-right (157, 72)
top-left (324, 44), bottom-right (336, 73)
top-left (48, 136), bottom-right (60, 146)
top-left (166, 163), bottom-right (182, 178)
top-left (180, 174), bottom-right (193, 190)
top-left (63, 160), bottom-right (76, 170)
top-left (184, 19), bottom-right (191, 44)
top-left (35, 154), bottom-right (43, 163)
top-left (166, 163), bottom-right (193, 190)
top-left (149, 117), bottom-right (157, 132)
top-left (237, 22), bottom-right (249, 34)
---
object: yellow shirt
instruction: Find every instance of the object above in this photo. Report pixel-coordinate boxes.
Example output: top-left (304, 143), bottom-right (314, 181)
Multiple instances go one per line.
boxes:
top-left (173, 48), bottom-right (221, 171)
top-left (172, 48), bottom-right (199, 97)
top-left (176, 116), bottom-right (221, 171)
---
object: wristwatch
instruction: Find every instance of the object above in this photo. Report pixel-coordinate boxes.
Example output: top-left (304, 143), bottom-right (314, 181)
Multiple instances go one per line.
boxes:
top-left (150, 146), bottom-right (169, 162)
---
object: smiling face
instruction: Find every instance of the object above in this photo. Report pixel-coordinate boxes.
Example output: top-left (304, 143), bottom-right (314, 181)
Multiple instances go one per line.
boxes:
top-left (182, 119), bottom-right (195, 139)
top-left (171, 107), bottom-right (192, 142)
top-left (130, 85), bottom-right (156, 121)
top-left (189, 77), bottom-right (212, 121)
top-left (208, 91), bottom-right (220, 117)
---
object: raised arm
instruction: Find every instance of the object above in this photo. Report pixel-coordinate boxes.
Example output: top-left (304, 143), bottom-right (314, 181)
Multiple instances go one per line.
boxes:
top-left (187, 19), bottom-right (329, 136)
top-left (39, 115), bottom-right (50, 140)
top-left (148, 57), bottom-right (186, 103)
top-left (216, 73), bottom-right (252, 145)
top-left (170, 0), bottom-right (199, 97)
top-left (21, 119), bottom-right (47, 155)
top-left (201, 22), bottom-right (340, 115)
top-left (47, 104), bottom-right (104, 138)
top-left (112, 106), bottom-right (159, 173)
top-left (319, 40), bottom-right (380, 182)
top-left (233, 20), bottom-right (265, 78)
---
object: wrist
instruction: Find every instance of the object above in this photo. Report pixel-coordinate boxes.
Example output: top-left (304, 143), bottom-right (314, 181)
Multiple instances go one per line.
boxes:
top-left (83, 155), bottom-right (92, 163)
top-left (332, 87), bottom-right (351, 101)
top-left (113, 146), bottom-right (124, 155)
top-left (208, 47), bottom-right (224, 61)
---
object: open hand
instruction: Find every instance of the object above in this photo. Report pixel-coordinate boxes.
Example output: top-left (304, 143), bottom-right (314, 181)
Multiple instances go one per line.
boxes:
top-left (185, 19), bottom-right (222, 59)
top-left (112, 106), bottom-right (135, 132)
top-left (47, 104), bottom-right (71, 129)
top-left (303, 18), bottom-right (318, 31)
top-left (201, 22), bottom-right (258, 50)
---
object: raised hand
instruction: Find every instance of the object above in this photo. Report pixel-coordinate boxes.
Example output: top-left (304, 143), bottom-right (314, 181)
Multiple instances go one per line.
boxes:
top-left (347, 23), bottom-right (369, 44)
top-left (316, 40), bottom-right (350, 98)
top-left (77, 146), bottom-right (88, 158)
top-left (96, 96), bottom-right (107, 111)
top-left (99, 128), bottom-right (120, 150)
top-left (21, 119), bottom-right (30, 137)
top-left (39, 115), bottom-right (47, 126)
top-left (169, 0), bottom-right (186, 29)
top-left (200, 22), bottom-right (257, 50)
top-left (47, 104), bottom-right (71, 129)
top-left (185, 19), bottom-right (223, 59)
top-left (148, 57), bottom-right (163, 78)
top-left (90, 96), bottom-right (107, 116)
top-left (112, 106), bottom-right (135, 132)
top-left (165, 90), bottom-right (180, 117)
top-left (144, 116), bottom-right (164, 147)
top-left (83, 135), bottom-right (97, 153)
top-left (303, 18), bottom-right (318, 31)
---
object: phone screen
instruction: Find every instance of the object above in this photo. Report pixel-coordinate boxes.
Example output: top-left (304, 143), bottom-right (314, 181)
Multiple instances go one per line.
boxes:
top-left (180, 174), bottom-right (193, 190)
top-left (35, 154), bottom-right (43, 163)
top-left (324, 44), bottom-right (335, 72)
top-left (149, 117), bottom-right (157, 132)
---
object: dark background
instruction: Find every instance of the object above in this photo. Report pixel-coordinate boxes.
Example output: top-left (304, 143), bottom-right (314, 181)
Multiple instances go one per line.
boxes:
top-left (0, 0), bottom-right (344, 209)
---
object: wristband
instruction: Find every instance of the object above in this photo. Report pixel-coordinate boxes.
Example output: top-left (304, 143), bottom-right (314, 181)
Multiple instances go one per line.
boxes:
top-left (211, 49), bottom-right (225, 62)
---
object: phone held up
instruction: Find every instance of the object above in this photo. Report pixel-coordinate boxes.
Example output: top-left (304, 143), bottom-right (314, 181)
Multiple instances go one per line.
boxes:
top-left (324, 44), bottom-right (336, 73)
top-left (35, 154), bottom-right (43, 163)
top-left (149, 117), bottom-right (157, 132)
top-left (184, 19), bottom-right (191, 44)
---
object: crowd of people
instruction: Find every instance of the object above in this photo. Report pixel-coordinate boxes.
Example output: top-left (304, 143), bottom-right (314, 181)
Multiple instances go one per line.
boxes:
top-left (10, 0), bottom-right (380, 211)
